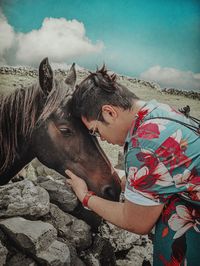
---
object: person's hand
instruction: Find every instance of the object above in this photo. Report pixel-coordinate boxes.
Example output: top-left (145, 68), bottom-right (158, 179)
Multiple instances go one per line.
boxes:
top-left (65, 170), bottom-right (88, 202)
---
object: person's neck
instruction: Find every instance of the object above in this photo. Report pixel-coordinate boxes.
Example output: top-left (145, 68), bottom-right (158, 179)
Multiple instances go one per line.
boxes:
top-left (131, 99), bottom-right (146, 116)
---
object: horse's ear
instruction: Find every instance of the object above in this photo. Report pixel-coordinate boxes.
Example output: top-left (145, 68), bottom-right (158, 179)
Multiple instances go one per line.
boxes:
top-left (39, 57), bottom-right (53, 95)
top-left (65, 63), bottom-right (76, 89)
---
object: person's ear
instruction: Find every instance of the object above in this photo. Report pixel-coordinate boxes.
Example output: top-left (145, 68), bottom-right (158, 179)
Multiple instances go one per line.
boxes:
top-left (102, 105), bottom-right (117, 123)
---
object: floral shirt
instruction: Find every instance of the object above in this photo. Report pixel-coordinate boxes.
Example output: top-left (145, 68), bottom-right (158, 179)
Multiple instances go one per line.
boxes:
top-left (124, 99), bottom-right (200, 207)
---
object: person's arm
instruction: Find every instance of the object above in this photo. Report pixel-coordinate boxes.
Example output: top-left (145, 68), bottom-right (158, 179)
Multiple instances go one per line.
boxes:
top-left (88, 195), bottom-right (163, 234)
top-left (66, 170), bottom-right (164, 235)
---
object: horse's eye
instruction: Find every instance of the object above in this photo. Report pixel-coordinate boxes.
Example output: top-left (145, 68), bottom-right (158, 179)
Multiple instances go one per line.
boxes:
top-left (59, 127), bottom-right (73, 136)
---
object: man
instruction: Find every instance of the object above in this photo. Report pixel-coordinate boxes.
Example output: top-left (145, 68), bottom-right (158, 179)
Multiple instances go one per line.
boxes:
top-left (66, 66), bottom-right (200, 266)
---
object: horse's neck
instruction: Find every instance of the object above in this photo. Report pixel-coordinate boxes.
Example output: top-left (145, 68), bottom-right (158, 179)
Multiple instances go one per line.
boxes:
top-left (0, 144), bottom-right (35, 185)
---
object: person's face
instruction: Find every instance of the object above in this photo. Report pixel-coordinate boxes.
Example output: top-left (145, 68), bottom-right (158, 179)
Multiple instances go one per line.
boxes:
top-left (82, 105), bottom-right (126, 146)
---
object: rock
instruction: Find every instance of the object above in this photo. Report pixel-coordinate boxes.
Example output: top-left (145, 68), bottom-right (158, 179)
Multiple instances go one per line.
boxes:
top-left (6, 253), bottom-right (37, 266)
top-left (99, 222), bottom-right (153, 265)
top-left (57, 237), bottom-right (86, 266)
top-left (32, 159), bottom-right (66, 184)
top-left (0, 217), bottom-right (57, 255)
top-left (99, 221), bottom-right (143, 252)
top-left (38, 179), bottom-right (78, 212)
top-left (125, 242), bottom-right (153, 266)
top-left (26, 164), bottom-right (38, 182)
top-left (42, 204), bottom-right (92, 251)
top-left (0, 180), bottom-right (50, 218)
top-left (70, 203), bottom-right (102, 232)
top-left (36, 240), bottom-right (71, 266)
top-left (0, 240), bottom-right (8, 266)
top-left (42, 203), bottom-right (72, 228)
top-left (0, 180), bottom-right (49, 217)
top-left (66, 215), bottom-right (92, 250)
top-left (80, 235), bottom-right (116, 266)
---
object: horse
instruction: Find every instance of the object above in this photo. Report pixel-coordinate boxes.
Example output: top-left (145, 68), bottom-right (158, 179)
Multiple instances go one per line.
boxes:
top-left (0, 58), bottom-right (121, 201)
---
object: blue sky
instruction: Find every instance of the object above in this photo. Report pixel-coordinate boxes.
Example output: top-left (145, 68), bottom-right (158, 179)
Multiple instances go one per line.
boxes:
top-left (0, 0), bottom-right (200, 90)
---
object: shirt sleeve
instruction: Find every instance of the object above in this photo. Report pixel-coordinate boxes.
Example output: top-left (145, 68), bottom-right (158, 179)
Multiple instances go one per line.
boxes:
top-left (125, 186), bottom-right (161, 206)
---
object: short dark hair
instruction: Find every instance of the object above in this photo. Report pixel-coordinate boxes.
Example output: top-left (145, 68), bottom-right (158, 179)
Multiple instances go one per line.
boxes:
top-left (71, 65), bottom-right (139, 122)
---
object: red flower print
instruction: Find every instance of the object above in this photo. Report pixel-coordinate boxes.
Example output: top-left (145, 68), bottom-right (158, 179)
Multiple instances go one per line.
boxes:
top-left (137, 122), bottom-right (160, 139)
top-left (162, 197), bottom-right (180, 223)
top-left (131, 136), bottom-right (139, 148)
top-left (162, 227), bottom-right (169, 237)
top-left (137, 109), bottom-right (149, 120)
top-left (155, 130), bottom-right (191, 172)
top-left (134, 109), bottom-right (149, 130)
top-left (136, 149), bottom-right (159, 168)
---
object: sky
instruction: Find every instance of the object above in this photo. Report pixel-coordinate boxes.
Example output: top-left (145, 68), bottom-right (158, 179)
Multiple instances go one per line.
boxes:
top-left (0, 0), bottom-right (200, 90)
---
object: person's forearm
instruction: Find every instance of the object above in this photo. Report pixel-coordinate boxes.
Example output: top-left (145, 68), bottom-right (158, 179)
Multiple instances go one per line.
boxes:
top-left (86, 195), bottom-right (161, 234)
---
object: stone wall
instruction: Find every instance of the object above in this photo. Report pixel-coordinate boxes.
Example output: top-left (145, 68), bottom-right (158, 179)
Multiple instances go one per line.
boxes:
top-left (1, 66), bottom-right (199, 100)
top-left (0, 159), bottom-right (153, 266)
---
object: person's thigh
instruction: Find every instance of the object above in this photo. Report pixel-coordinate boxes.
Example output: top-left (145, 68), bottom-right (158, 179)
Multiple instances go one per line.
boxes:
top-left (153, 196), bottom-right (200, 266)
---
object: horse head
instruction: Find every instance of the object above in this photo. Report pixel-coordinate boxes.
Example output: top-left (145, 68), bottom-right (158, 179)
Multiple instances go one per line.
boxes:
top-left (29, 58), bottom-right (121, 201)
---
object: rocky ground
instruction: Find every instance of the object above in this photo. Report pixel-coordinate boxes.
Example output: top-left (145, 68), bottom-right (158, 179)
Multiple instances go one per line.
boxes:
top-left (0, 66), bottom-right (199, 266)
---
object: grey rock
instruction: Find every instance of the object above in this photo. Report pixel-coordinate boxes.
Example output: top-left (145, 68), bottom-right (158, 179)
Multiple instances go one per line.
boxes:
top-left (38, 179), bottom-right (78, 212)
top-left (0, 240), bottom-right (8, 266)
top-left (37, 240), bottom-right (70, 266)
top-left (0, 180), bottom-right (50, 218)
top-left (57, 237), bottom-right (85, 266)
top-left (99, 222), bottom-right (153, 266)
top-left (26, 164), bottom-right (38, 182)
top-left (99, 221), bottom-right (142, 252)
top-left (125, 243), bottom-right (153, 266)
top-left (42, 203), bottom-right (72, 228)
top-left (6, 253), bottom-right (37, 266)
top-left (0, 217), bottom-right (57, 255)
top-left (32, 159), bottom-right (66, 184)
top-left (43, 204), bottom-right (92, 251)
top-left (80, 235), bottom-right (116, 266)
top-left (65, 215), bottom-right (92, 250)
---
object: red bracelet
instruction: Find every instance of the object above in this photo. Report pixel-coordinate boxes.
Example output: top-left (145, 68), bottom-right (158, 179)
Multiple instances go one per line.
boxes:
top-left (82, 191), bottom-right (96, 210)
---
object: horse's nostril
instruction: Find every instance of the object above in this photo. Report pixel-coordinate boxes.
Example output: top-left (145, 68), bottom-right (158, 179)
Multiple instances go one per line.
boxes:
top-left (102, 185), bottom-right (119, 201)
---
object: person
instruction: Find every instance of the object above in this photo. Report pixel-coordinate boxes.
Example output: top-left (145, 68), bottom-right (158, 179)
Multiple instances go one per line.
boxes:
top-left (66, 66), bottom-right (200, 266)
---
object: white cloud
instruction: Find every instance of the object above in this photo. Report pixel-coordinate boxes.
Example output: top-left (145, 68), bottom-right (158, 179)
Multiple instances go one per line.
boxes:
top-left (0, 10), bottom-right (15, 64)
top-left (140, 65), bottom-right (200, 90)
top-left (0, 10), bottom-right (104, 66)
